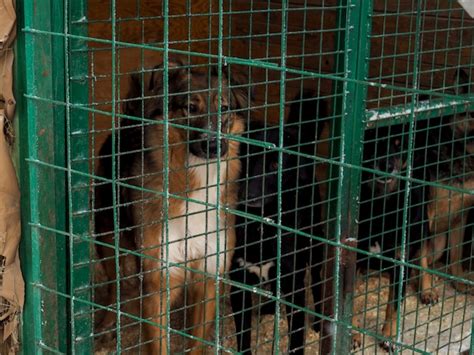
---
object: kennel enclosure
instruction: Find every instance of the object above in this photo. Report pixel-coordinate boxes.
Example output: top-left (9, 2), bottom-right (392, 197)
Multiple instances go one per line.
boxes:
top-left (16, 0), bottom-right (474, 353)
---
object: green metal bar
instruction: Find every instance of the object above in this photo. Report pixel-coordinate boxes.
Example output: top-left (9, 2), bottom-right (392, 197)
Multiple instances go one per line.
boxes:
top-left (273, 1), bottom-right (288, 353)
top-left (18, 0), bottom-right (68, 353)
top-left (16, 1), bottom-right (42, 351)
top-left (324, 1), bottom-right (373, 353)
top-left (108, 0), bottom-right (122, 352)
top-left (67, 0), bottom-right (92, 352)
top-left (337, 1), bottom-right (374, 352)
top-left (215, 0), bottom-right (224, 350)
top-left (392, 1), bottom-right (424, 351)
top-left (365, 96), bottom-right (474, 128)
top-left (322, 0), bottom-right (346, 348)
top-left (50, 1), bottom-right (69, 350)
top-left (162, 0), bottom-right (171, 351)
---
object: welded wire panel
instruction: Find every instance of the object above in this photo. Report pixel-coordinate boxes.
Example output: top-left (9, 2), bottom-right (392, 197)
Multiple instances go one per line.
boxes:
top-left (367, 1), bottom-right (474, 109)
top-left (353, 1), bottom-right (474, 353)
top-left (84, 1), bottom-right (341, 354)
top-left (19, 0), bottom-right (473, 354)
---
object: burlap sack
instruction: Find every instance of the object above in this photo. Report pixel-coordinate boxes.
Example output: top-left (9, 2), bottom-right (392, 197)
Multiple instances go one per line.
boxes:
top-left (0, 112), bottom-right (23, 353)
top-left (0, 0), bottom-right (16, 124)
top-left (0, 1), bottom-right (23, 353)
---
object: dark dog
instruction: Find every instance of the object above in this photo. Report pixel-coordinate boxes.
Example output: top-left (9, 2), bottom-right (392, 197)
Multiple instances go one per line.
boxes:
top-left (94, 58), bottom-right (249, 354)
top-left (229, 92), bottom-right (327, 354)
top-left (414, 69), bottom-right (474, 301)
top-left (352, 124), bottom-right (430, 351)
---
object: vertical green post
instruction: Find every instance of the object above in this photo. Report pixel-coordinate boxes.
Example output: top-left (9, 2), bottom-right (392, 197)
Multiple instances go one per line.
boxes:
top-left (324, 1), bottom-right (373, 353)
top-left (17, 0), bottom-right (68, 353)
top-left (18, 0), bottom-right (91, 352)
top-left (67, 0), bottom-right (92, 353)
top-left (274, 1), bottom-right (289, 353)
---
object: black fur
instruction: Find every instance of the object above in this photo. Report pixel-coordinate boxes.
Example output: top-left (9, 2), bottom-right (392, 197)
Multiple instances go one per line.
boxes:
top-left (357, 124), bottom-right (429, 349)
top-left (230, 93), bottom-right (326, 355)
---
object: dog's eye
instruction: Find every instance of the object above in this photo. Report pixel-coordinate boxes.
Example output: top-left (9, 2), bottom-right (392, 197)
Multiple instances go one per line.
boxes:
top-left (221, 105), bottom-right (229, 112)
top-left (188, 104), bottom-right (198, 114)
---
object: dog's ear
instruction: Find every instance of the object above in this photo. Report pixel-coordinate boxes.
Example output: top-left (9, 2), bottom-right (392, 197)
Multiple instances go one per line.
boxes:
top-left (453, 68), bottom-right (471, 96)
top-left (149, 56), bottom-right (189, 93)
top-left (227, 68), bottom-right (253, 111)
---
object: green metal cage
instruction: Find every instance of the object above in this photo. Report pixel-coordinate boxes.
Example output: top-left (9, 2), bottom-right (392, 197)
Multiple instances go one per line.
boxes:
top-left (15, 0), bottom-right (473, 354)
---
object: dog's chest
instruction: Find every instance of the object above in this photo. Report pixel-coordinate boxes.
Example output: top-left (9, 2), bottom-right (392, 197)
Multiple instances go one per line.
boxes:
top-left (166, 156), bottom-right (227, 272)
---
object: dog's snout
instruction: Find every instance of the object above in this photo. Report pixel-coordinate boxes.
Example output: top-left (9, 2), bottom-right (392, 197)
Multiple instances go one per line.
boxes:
top-left (192, 135), bottom-right (228, 159)
top-left (202, 138), bottom-right (219, 156)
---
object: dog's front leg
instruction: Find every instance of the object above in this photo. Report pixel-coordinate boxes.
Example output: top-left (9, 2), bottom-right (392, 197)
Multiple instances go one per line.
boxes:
top-left (449, 213), bottom-right (474, 294)
top-left (142, 229), bottom-right (182, 355)
top-left (380, 262), bottom-right (406, 351)
top-left (142, 249), bottom-right (168, 355)
top-left (420, 235), bottom-right (440, 305)
top-left (186, 274), bottom-right (217, 355)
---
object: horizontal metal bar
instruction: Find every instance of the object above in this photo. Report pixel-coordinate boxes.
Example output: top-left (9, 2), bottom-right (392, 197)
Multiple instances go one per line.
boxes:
top-left (366, 96), bottom-right (474, 127)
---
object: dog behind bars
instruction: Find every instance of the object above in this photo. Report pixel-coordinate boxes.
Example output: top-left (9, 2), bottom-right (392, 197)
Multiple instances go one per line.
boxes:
top-left (94, 58), bottom-right (249, 353)
top-left (414, 68), bottom-right (474, 301)
top-left (230, 91), bottom-right (327, 355)
top-left (353, 124), bottom-right (429, 351)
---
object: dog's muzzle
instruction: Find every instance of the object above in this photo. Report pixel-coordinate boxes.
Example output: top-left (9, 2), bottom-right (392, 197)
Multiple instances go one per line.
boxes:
top-left (190, 134), bottom-right (228, 159)
top-left (203, 137), bottom-right (228, 158)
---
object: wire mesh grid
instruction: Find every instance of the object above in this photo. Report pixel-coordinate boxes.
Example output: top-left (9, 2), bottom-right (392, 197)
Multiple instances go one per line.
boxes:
top-left (17, 0), bottom-right (473, 354)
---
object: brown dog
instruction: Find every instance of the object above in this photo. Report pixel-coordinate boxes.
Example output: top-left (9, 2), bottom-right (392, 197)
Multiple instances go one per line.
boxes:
top-left (416, 69), bottom-right (474, 303)
top-left (94, 58), bottom-right (248, 353)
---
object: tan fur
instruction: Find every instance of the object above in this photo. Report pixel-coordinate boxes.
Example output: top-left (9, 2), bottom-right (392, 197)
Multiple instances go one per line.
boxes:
top-left (133, 116), bottom-right (243, 353)
top-left (420, 179), bottom-right (474, 301)
top-left (381, 286), bottom-right (397, 345)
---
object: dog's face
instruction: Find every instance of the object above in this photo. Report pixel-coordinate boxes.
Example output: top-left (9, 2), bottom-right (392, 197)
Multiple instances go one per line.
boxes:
top-left (145, 59), bottom-right (249, 160)
top-left (364, 126), bottom-right (407, 196)
top-left (240, 126), bottom-right (310, 208)
top-left (171, 74), bottom-right (233, 159)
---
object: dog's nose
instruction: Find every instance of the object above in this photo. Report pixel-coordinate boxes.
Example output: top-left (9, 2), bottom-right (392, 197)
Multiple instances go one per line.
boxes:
top-left (201, 138), bottom-right (227, 157)
top-left (206, 139), bottom-right (218, 155)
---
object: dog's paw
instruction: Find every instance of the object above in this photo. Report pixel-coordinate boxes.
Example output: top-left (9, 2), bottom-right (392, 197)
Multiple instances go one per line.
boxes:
top-left (420, 289), bottom-right (439, 305)
top-left (379, 339), bottom-right (396, 353)
top-left (352, 333), bottom-right (362, 351)
top-left (452, 280), bottom-right (474, 295)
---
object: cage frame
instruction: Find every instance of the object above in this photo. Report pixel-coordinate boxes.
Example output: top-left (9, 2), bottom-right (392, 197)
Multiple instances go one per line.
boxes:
top-left (15, 0), bottom-right (474, 354)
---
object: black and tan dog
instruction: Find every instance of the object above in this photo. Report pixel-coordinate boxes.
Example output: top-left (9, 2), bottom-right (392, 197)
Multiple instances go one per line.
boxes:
top-left (352, 124), bottom-right (430, 350)
top-left (415, 69), bottom-right (474, 302)
top-left (94, 58), bottom-right (249, 354)
top-left (230, 92), bottom-right (327, 354)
